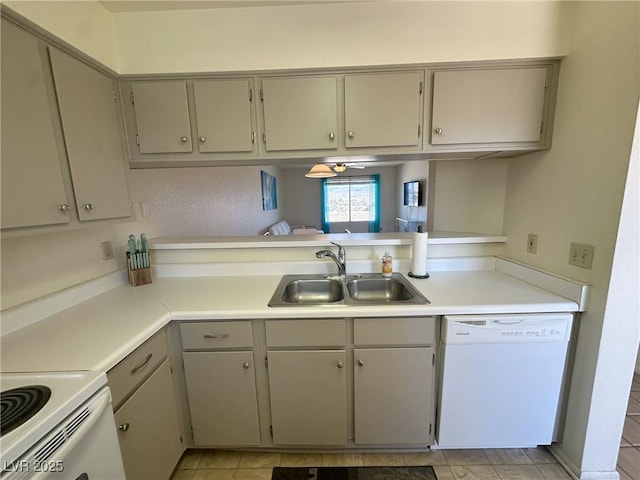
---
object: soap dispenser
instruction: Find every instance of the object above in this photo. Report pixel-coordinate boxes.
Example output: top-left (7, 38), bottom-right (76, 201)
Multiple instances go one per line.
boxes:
top-left (382, 251), bottom-right (392, 277)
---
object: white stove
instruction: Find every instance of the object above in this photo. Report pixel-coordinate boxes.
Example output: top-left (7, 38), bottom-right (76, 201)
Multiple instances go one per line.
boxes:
top-left (1, 371), bottom-right (125, 479)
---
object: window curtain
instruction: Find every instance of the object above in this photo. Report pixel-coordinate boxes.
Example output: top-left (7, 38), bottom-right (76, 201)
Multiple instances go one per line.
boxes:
top-left (320, 178), bottom-right (330, 233)
top-left (368, 174), bottom-right (380, 233)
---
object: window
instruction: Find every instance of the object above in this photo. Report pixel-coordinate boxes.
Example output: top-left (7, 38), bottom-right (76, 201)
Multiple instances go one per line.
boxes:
top-left (321, 174), bottom-right (380, 233)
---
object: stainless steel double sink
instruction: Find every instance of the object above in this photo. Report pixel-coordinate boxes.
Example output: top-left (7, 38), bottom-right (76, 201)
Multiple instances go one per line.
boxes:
top-left (268, 272), bottom-right (429, 307)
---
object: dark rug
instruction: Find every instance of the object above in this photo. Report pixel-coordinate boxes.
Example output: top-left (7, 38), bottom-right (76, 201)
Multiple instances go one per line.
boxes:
top-left (271, 466), bottom-right (436, 480)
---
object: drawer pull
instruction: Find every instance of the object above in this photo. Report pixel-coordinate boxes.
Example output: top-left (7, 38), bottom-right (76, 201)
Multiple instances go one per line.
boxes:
top-left (130, 353), bottom-right (153, 374)
top-left (243, 361), bottom-right (251, 369)
top-left (203, 333), bottom-right (230, 340)
top-left (337, 361), bottom-right (344, 369)
top-left (357, 360), bottom-right (365, 367)
top-left (119, 423), bottom-right (130, 432)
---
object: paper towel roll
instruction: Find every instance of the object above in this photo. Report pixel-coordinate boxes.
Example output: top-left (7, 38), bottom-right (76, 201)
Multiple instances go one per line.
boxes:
top-left (411, 231), bottom-right (428, 277)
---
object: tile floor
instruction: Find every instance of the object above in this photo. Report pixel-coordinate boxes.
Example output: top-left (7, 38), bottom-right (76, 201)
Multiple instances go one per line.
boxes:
top-left (170, 447), bottom-right (568, 480)
top-left (618, 372), bottom-right (640, 480)
top-left (171, 371), bottom-right (640, 480)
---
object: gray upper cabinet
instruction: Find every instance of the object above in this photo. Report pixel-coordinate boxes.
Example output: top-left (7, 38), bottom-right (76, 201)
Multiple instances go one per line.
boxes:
top-left (344, 71), bottom-right (424, 149)
top-left (1, 19), bottom-right (71, 229)
top-left (131, 81), bottom-right (193, 153)
top-left (193, 79), bottom-right (255, 153)
top-left (260, 76), bottom-right (339, 152)
top-left (49, 47), bottom-right (131, 222)
top-left (430, 66), bottom-right (550, 146)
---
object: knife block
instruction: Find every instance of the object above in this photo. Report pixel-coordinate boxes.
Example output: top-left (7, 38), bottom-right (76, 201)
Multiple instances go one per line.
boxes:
top-left (127, 253), bottom-right (152, 287)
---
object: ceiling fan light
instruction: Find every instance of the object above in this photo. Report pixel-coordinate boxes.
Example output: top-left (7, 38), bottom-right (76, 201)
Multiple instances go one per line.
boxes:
top-left (305, 164), bottom-right (337, 178)
top-left (333, 163), bottom-right (347, 173)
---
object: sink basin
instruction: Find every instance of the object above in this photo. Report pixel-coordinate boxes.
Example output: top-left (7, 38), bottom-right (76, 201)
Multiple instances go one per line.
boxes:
top-left (269, 275), bottom-right (345, 306)
top-left (281, 278), bottom-right (344, 304)
top-left (346, 276), bottom-right (415, 303)
top-left (269, 273), bottom-right (429, 307)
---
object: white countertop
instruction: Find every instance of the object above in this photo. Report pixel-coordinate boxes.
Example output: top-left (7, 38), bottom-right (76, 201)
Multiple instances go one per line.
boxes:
top-left (0, 262), bottom-right (580, 375)
top-left (0, 286), bottom-right (170, 373)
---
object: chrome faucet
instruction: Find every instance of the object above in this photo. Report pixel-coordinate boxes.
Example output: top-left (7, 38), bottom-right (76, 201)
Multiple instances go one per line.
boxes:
top-left (315, 241), bottom-right (346, 276)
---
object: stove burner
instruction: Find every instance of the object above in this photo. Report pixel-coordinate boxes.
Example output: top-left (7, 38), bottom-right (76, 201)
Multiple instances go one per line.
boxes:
top-left (1, 385), bottom-right (51, 436)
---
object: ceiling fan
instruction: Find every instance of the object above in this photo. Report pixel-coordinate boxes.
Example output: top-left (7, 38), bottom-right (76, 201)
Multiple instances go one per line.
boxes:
top-left (331, 162), bottom-right (366, 173)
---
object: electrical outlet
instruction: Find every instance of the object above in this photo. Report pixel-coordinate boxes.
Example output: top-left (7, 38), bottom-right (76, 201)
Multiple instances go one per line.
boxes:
top-left (527, 234), bottom-right (538, 254)
top-left (101, 241), bottom-right (114, 260)
top-left (569, 242), bottom-right (594, 269)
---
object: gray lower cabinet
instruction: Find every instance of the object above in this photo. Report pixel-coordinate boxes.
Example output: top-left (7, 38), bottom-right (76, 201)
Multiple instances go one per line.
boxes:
top-left (48, 47), bottom-right (131, 222)
top-left (344, 71), bottom-right (424, 150)
top-left (430, 66), bottom-right (551, 146)
top-left (1, 19), bottom-right (71, 229)
top-left (113, 359), bottom-right (183, 480)
top-left (354, 347), bottom-right (433, 444)
top-left (267, 350), bottom-right (348, 445)
top-left (353, 317), bottom-right (436, 446)
top-left (108, 329), bottom-right (183, 480)
top-left (182, 351), bottom-right (261, 446)
top-left (180, 321), bottom-right (261, 446)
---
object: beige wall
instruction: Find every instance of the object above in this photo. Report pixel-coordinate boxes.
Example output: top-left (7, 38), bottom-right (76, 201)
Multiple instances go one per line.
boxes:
top-left (127, 165), bottom-right (281, 237)
top-left (502, 1), bottom-right (639, 473)
top-left (109, 1), bottom-right (571, 74)
top-left (3, 0), bottom-right (118, 70)
top-left (430, 159), bottom-right (508, 235)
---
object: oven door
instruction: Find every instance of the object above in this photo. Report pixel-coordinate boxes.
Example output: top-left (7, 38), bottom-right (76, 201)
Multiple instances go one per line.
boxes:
top-left (2, 387), bottom-right (125, 480)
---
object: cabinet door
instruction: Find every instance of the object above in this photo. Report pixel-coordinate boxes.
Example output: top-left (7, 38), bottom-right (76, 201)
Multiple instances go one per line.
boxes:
top-left (344, 71), bottom-right (423, 149)
top-left (1, 20), bottom-right (70, 229)
top-left (194, 79), bottom-right (255, 153)
top-left (131, 81), bottom-right (193, 153)
top-left (261, 76), bottom-right (338, 151)
top-left (268, 350), bottom-right (347, 445)
top-left (354, 347), bottom-right (433, 445)
top-left (49, 47), bottom-right (131, 221)
top-left (431, 67), bottom-right (548, 145)
top-left (183, 351), bottom-right (260, 446)
top-left (114, 359), bottom-right (183, 480)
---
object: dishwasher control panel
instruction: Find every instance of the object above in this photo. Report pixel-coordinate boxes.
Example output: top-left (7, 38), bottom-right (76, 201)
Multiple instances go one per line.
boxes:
top-left (442, 314), bottom-right (573, 344)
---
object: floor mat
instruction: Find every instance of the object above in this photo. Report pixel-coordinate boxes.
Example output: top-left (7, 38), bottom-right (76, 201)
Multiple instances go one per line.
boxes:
top-left (271, 465), bottom-right (437, 480)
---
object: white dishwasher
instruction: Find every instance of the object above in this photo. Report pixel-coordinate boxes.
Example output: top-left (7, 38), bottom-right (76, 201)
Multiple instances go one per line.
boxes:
top-left (436, 313), bottom-right (573, 449)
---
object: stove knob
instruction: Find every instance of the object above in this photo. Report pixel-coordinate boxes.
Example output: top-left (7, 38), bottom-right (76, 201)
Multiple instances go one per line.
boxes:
top-left (119, 422), bottom-right (130, 432)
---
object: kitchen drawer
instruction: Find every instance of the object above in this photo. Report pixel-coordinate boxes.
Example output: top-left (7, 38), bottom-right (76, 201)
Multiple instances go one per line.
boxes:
top-left (266, 319), bottom-right (345, 347)
top-left (108, 328), bottom-right (168, 408)
top-left (180, 321), bottom-right (253, 350)
top-left (354, 317), bottom-right (435, 346)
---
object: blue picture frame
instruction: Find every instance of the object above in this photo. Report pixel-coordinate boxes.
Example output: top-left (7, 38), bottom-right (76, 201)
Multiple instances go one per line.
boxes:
top-left (261, 171), bottom-right (278, 211)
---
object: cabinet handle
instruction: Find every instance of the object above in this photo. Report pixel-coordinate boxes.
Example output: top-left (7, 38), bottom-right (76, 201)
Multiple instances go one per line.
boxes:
top-left (58, 204), bottom-right (70, 213)
top-left (82, 203), bottom-right (94, 211)
top-left (243, 361), bottom-right (251, 369)
top-left (180, 136), bottom-right (188, 143)
top-left (357, 360), bottom-right (365, 367)
top-left (203, 333), bottom-right (229, 340)
top-left (347, 131), bottom-right (355, 139)
top-left (434, 127), bottom-right (443, 135)
top-left (199, 136), bottom-right (206, 143)
top-left (329, 132), bottom-right (335, 141)
top-left (118, 423), bottom-right (130, 432)
top-left (130, 353), bottom-right (153, 374)
top-left (337, 361), bottom-right (344, 368)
